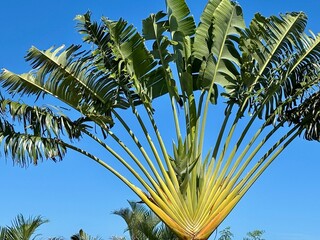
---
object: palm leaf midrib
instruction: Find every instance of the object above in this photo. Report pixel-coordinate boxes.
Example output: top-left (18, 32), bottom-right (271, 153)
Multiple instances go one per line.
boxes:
top-left (252, 12), bottom-right (306, 88)
top-left (30, 46), bottom-right (109, 106)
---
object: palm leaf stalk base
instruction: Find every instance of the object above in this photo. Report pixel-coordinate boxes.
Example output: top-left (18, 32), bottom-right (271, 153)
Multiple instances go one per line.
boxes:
top-left (1, 0), bottom-right (320, 239)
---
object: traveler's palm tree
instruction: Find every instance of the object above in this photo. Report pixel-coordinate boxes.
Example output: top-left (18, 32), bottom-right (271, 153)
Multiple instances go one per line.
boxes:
top-left (1, 0), bottom-right (320, 239)
top-left (0, 214), bottom-right (48, 240)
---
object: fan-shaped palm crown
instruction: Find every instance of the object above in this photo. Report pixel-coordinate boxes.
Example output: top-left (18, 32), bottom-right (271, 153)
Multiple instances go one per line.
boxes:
top-left (1, 0), bottom-right (320, 239)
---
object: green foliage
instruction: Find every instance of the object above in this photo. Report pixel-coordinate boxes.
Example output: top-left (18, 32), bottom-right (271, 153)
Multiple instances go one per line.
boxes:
top-left (243, 230), bottom-right (265, 240)
top-left (1, 0), bottom-right (320, 239)
top-left (218, 227), bottom-right (234, 240)
top-left (0, 214), bottom-right (48, 240)
top-left (217, 227), bottom-right (265, 240)
top-left (113, 208), bottom-right (266, 240)
top-left (113, 201), bottom-right (179, 240)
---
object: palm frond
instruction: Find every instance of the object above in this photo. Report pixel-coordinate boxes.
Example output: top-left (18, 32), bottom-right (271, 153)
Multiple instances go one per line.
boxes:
top-left (1, 1), bottom-right (320, 239)
top-left (0, 99), bottom-right (93, 165)
top-left (142, 11), bottom-right (181, 103)
top-left (27, 45), bottom-right (128, 114)
top-left (281, 90), bottom-right (320, 141)
top-left (239, 12), bottom-right (320, 132)
top-left (166, 0), bottom-right (196, 37)
top-left (75, 12), bottom-right (140, 108)
top-left (101, 17), bottom-right (160, 109)
top-left (239, 12), bottom-right (307, 109)
top-left (241, 12), bottom-right (307, 81)
top-left (166, 0), bottom-right (196, 99)
top-left (4, 214), bottom-right (48, 240)
top-left (114, 201), bottom-right (169, 240)
top-left (0, 227), bottom-right (8, 240)
top-left (193, 0), bottom-right (245, 102)
top-left (0, 129), bottom-right (67, 166)
top-left (0, 44), bottom-right (130, 128)
top-left (77, 12), bottom-right (169, 104)
top-left (0, 98), bottom-right (89, 139)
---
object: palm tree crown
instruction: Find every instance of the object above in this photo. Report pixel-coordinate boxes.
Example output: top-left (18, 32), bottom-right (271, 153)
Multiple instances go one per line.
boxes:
top-left (1, 0), bottom-right (319, 239)
top-left (0, 214), bottom-right (48, 240)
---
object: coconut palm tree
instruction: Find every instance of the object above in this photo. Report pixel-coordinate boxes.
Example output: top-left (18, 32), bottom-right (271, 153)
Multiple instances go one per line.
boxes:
top-left (1, 0), bottom-right (320, 239)
top-left (0, 214), bottom-right (48, 240)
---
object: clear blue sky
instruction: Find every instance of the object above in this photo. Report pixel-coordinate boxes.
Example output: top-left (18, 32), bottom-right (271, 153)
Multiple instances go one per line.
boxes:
top-left (0, 1), bottom-right (320, 240)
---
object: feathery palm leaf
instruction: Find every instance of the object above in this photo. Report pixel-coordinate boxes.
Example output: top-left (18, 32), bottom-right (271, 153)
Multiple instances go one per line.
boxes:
top-left (77, 12), bottom-right (171, 105)
top-left (0, 227), bottom-right (8, 240)
top-left (113, 201), bottom-right (178, 240)
top-left (239, 12), bottom-right (308, 111)
top-left (239, 12), bottom-right (320, 137)
top-left (0, 98), bottom-right (92, 166)
top-left (142, 11), bottom-right (182, 105)
top-left (0, 214), bottom-right (48, 240)
top-left (193, 0), bottom-right (244, 100)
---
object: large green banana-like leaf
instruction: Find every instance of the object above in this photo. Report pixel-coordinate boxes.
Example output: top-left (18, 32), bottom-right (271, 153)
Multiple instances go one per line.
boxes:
top-left (0, 99), bottom-right (92, 165)
top-left (1, 45), bottom-right (128, 127)
top-left (1, 132), bottom-right (66, 166)
top-left (241, 12), bottom-right (307, 81)
top-left (285, 91), bottom-right (320, 141)
top-left (166, 0), bottom-right (196, 37)
top-left (193, 0), bottom-right (245, 102)
top-left (142, 11), bottom-right (182, 105)
top-left (77, 12), bottom-right (169, 103)
top-left (101, 17), bottom-right (163, 110)
top-left (240, 12), bottom-right (320, 131)
top-left (1, 1), bottom-right (320, 240)
top-left (0, 99), bottom-right (89, 138)
top-left (167, 0), bottom-right (196, 95)
top-left (281, 33), bottom-right (320, 141)
top-left (239, 12), bottom-right (308, 112)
